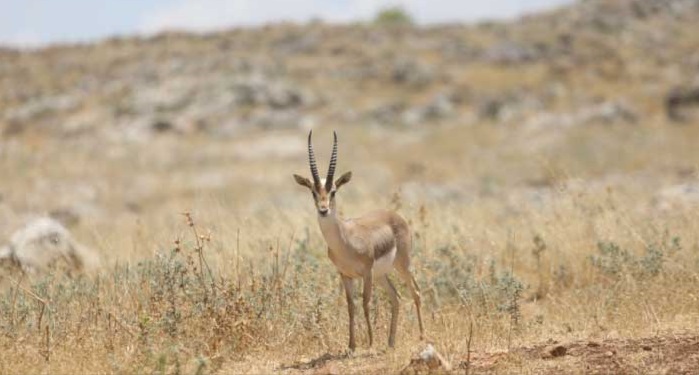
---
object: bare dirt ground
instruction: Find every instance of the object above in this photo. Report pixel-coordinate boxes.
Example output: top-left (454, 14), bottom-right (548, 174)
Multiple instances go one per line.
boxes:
top-left (274, 334), bottom-right (699, 374)
top-left (507, 334), bottom-right (699, 375)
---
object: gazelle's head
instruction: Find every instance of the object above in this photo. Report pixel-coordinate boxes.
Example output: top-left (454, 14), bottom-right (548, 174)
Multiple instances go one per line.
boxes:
top-left (294, 130), bottom-right (352, 217)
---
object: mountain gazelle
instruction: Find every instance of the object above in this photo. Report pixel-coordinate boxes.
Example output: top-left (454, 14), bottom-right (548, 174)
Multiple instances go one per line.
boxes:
top-left (293, 130), bottom-right (425, 350)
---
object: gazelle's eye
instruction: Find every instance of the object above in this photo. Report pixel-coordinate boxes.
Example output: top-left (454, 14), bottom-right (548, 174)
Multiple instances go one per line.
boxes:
top-left (330, 191), bottom-right (336, 198)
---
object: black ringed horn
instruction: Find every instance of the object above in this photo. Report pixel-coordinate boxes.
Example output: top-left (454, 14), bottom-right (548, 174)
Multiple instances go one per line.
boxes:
top-left (325, 131), bottom-right (338, 191)
top-left (307, 130), bottom-right (321, 187)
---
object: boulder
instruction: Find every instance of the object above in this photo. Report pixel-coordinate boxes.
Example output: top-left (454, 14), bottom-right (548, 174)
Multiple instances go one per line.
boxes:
top-left (0, 217), bottom-right (99, 276)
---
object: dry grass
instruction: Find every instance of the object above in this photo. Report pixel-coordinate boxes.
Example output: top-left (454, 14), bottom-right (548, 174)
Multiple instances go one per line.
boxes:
top-left (1, 120), bottom-right (699, 374)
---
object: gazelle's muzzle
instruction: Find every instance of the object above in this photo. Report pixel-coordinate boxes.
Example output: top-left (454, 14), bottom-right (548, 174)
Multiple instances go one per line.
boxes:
top-left (317, 199), bottom-right (330, 216)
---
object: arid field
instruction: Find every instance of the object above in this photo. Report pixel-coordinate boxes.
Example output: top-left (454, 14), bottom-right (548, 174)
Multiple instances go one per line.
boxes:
top-left (2, 0), bottom-right (699, 374)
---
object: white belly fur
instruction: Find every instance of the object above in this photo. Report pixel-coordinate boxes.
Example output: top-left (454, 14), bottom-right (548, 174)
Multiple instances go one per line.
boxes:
top-left (373, 247), bottom-right (396, 277)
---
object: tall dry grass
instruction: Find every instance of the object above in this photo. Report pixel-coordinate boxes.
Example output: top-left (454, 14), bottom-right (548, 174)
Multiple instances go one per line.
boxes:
top-left (1, 122), bottom-right (699, 374)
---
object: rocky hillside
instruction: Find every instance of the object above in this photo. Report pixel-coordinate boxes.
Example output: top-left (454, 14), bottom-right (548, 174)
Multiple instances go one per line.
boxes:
top-left (1, 0), bottom-right (698, 142)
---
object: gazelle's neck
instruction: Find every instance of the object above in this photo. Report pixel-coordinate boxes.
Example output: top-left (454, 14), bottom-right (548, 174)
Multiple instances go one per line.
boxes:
top-left (318, 212), bottom-right (346, 252)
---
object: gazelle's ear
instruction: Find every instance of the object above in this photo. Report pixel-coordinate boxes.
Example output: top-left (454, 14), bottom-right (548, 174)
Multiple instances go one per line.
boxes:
top-left (335, 171), bottom-right (352, 189)
top-left (293, 174), bottom-right (314, 189)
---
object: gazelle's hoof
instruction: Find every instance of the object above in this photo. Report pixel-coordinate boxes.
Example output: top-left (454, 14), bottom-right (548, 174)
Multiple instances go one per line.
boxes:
top-left (345, 346), bottom-right (356, 356)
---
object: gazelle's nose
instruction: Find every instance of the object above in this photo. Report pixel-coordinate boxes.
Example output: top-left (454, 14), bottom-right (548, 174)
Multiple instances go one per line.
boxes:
top-left (318, 207), bottom-right (329, 216)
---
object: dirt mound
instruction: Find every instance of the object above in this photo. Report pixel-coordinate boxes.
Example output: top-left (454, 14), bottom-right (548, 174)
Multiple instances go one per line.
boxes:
top-left (458, 334), bottom-right (699, 375)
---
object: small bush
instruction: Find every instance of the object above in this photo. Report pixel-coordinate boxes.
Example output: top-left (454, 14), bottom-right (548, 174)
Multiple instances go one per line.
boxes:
top-left (373, 6), bottom-right (414, 27)
top-left (590, 240), bottom-right (665, 280)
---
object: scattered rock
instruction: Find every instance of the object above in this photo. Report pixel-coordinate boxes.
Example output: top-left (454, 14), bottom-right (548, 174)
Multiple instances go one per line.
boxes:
top-left (403, 92), bottom-right (455, 126)
top-left (477, 91), bottom-right (543, 123)
top-left (231, 78), bottom-right (318, 109)
top-left (366, 92), bottom-right (457, 126)
top-left (524, 100), bottom-right (637, 131)
top-left (0, 0), bottom-right (697, 145)
top-left (151, 119), bottom-right (174, 133)
top-left (273, 32), bottom-right (320, 55)
top-left (0, 217), bottom-right (99, 276)
top-left (401, 344), bottom-right (451, 374)
top-left (666, 85), bottom-right (699, 123)
top-left (483, 41), bottom-right (542, 64)
top-left (541, 345), bottom-right (568, 359)
top-left (391, 58), bottom-right (434, 87)
top-left (128, 80), bottom-right (194, 114)
top-left (3, 94), bottom-right (80, 124)
top-left (441, 38), bottom-right (479, 61)
top-left (366, 101), bottom-right (407, 125)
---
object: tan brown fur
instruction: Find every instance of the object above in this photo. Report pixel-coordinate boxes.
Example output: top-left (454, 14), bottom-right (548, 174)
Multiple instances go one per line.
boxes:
top-left (294, 130), bottom-right (425, 350)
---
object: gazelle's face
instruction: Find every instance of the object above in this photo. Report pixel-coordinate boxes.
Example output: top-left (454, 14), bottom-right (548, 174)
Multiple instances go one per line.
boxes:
top-left (313, 180), bottom-right (333, 216)
top-left (294, 130), bottom-right (352, 217)
top-left (295, 174), bottom-right (352, 217)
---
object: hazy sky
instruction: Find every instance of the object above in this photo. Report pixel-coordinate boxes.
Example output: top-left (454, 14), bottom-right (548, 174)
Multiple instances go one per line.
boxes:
top-left (1, 0), bottom-right (574, 47)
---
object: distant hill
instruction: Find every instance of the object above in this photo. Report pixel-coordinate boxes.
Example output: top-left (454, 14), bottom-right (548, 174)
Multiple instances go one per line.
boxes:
top-left (1, 0), bottom-right (698, 141)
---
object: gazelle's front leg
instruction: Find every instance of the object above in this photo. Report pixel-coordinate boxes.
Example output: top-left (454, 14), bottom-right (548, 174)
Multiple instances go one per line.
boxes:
top-left (341, 275), bottom-right (356, 351)
top-left (362, 272), bottom-right (374, 347)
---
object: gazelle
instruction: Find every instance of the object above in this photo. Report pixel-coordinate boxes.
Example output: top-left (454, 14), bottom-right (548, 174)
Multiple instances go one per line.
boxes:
top-left (293, 130), bottom-right (425, 350)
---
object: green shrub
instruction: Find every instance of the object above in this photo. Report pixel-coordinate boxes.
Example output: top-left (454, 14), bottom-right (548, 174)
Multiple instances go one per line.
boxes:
top-left (373, 6), bottom-right (414, 26)
top-left (590, 240), bottom-right (666, 280)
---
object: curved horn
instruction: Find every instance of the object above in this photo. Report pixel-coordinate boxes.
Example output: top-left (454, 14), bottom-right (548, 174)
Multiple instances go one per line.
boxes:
top-left (307, 130), bottom-right (321, 187)
top-left (325, 131), bottom-right (338, 191)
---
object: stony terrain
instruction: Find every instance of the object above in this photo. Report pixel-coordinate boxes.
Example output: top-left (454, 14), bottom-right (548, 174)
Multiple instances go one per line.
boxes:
top-left (2, 0), bottom-right (698, 140)
top-left (1, 0), bottom-right (699, 374)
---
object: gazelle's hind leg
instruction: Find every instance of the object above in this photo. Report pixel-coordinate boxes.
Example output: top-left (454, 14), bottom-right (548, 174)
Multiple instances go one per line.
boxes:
top-left (395, 265), bottom-right (425, 340)
top-left (378, 275), bottom-right (400, 347)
